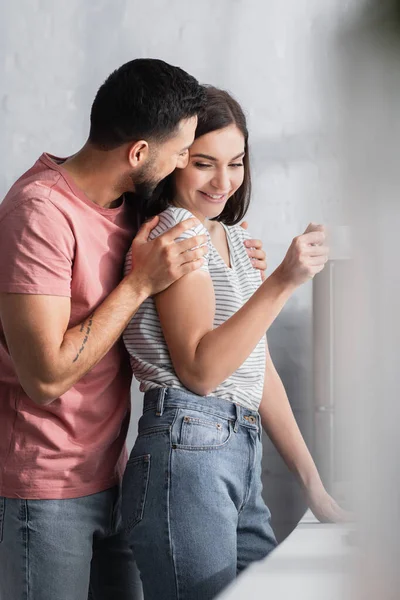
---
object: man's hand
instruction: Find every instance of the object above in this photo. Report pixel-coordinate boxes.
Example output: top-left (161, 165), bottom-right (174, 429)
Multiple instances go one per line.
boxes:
top-left (274, 222), bottom-right (329, 288)
top-left (240, 221), bottom-right (267, 281)
top-left (128, 216), bottom-right (209, 296)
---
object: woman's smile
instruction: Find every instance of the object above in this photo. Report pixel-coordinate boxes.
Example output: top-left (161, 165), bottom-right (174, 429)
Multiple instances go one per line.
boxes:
top-left (198, 190), bottom-right (229, 204)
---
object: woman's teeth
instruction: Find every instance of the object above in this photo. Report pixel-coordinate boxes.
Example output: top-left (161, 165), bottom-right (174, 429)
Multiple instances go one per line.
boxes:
top-left (201, 192), bottom-right (226, 200)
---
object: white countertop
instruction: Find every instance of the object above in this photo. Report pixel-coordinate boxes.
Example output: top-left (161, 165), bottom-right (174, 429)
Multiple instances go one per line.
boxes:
top-left (218, 511), bottom-right (354, 599)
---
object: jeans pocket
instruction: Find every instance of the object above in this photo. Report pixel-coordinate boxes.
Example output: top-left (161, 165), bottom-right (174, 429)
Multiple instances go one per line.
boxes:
top-left (122, 455), bottom-right (151, 533)
top-left (174, 410), bottom-right (232, 450)
top-left (0, 497), bottom-right (4, 543)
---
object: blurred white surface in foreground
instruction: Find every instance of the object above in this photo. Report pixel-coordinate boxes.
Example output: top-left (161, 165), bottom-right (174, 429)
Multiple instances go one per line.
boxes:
top-left (218, 511), bottom-right (353, 599)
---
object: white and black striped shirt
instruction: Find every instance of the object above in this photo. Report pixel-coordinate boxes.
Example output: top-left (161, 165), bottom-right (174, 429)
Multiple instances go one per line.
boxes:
top-left (123, 206), bottom-right (266, 411)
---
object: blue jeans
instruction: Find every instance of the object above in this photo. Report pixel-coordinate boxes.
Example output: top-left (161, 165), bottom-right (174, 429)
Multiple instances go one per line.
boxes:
top-left (0, 486), bottom-right (140, 600)
top-left (122, 387), bottom-right (277, 600)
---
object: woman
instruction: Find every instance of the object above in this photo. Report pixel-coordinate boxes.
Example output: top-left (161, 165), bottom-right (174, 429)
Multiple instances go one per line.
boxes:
top-left (122, 86), bottom-right (343, 600)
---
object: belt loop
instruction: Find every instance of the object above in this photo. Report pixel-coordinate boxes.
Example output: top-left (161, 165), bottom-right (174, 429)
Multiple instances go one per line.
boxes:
top-left (234, 404), bottom-right (240, 433)
top-left (155, 388), bottom-right (166, 417)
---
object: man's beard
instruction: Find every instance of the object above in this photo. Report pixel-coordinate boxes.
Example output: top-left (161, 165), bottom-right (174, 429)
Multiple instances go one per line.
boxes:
top-left (130, 162), bottom-right (161, 202)
top-left (134, 179), bottom-right (160, 202)
top-left (126, 165), bottom-right (168, 229)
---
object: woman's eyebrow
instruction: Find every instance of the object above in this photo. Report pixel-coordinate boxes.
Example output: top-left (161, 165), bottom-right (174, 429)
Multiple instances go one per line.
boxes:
top-left (230, 152), bottom-right (245, 160)
top-left (191, 151), bottom-right (245, 161)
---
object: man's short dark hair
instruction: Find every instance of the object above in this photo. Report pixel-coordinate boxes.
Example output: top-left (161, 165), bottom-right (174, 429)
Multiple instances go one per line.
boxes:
top-left (89, 58), bottom-right (206, 150)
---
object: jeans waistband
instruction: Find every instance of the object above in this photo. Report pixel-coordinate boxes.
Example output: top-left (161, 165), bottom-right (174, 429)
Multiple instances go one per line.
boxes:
top-left (143, 387), bottom-right (260, 431)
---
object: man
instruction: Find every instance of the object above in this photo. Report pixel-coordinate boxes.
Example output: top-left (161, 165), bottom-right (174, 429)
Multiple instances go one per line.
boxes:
top-left (0, 59), bottom-right (267, 599)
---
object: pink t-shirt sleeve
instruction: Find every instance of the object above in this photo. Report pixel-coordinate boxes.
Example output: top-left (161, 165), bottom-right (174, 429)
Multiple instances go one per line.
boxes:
top-left (0, 198), bottom-right (75, 296)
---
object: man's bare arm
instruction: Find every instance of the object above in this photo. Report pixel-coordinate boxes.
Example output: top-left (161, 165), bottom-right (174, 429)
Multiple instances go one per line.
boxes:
top-left (0, 216), bottom-right (207, 405)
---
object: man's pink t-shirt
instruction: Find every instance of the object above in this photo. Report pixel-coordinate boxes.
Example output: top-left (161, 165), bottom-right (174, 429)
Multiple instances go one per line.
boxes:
top-left (0, 154), bottom-right (134, 499)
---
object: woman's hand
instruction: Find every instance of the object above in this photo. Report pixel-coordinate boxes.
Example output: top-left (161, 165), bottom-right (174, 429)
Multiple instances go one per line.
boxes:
top-left (305, 482), bottom-right (350, 524)
top-left (240, 221), bottom-right (267, 281)
top-left (274, 223), bottom-right (328, 288)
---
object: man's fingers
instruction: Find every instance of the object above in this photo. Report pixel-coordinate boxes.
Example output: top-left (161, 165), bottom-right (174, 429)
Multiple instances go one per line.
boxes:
top-left (254, 260), bottom-right (267, 272)
top-left (244, 238), bottom-right (263, 249)
top-left (180, 246), bottom-right (208, 264)
top-left (134, 215), bottom-right (160, 242)
top-left (175, 235), bottom-right (209, 255)
top-left (244, 238), bottom-right (267, 275)
top-left (180, 258), bottom-right (207, 275)
top-left (249, 256), bottom-right (267, 270)
top-left (159, 217), bottom-right (202, 243)
top-left (240, 221), bottom-right (249, 230)
top-left (246, 248), bottom-right (265, 261)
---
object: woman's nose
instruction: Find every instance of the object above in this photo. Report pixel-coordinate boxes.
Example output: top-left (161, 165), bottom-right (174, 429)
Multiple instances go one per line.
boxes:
top-left (211, 169), bottom-right (230, 192)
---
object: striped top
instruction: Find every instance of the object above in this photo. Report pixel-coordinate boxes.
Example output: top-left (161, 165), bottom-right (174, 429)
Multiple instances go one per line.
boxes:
top-left (123, 205), bottom-right (266, 411)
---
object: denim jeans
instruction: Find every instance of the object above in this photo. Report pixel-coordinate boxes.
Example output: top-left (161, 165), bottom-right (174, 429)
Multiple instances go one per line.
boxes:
top-left (0, 486), bottom-right (141, 600)
top-left (122, 387), bottom-right (277, 600)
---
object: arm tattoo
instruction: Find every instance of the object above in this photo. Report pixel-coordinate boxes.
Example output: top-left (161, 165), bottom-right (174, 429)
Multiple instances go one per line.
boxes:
top-left (72, 313), bottom-right (94, 363)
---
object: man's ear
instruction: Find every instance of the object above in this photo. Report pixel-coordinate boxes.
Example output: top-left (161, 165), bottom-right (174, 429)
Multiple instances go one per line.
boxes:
top-left (128, 140), bottom-right (150, 168)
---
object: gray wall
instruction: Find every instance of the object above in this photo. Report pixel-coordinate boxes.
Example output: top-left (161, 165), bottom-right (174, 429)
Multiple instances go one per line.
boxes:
top-left (1, 0), bottom-right (348, 541)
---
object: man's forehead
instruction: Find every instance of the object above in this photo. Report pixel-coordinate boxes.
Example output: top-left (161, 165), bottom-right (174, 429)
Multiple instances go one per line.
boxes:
top-left (178, 116), bottom-right (197, 134)
top-left (159, 116), bottom-right (197, 151)
top-left (175, 122), bottom-right (197, 145)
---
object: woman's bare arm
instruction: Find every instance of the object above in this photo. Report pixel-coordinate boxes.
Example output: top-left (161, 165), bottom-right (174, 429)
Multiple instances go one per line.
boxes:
top-left (155, 226), bottom-right (328, 396)
top-left (259, 343), bottom-right (347, 523)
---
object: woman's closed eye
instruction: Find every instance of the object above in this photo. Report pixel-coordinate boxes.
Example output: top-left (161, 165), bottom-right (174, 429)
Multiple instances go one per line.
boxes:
top-left (194, 162), bottom-right (213, 169)
top-left (194, 162), bottom-right (244, 169)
